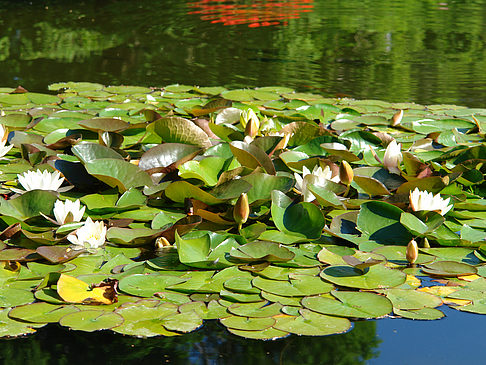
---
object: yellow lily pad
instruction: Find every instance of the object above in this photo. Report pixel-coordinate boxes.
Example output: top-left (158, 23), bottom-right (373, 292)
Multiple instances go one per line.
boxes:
top-left (56, 274), bottom-right (116, 305)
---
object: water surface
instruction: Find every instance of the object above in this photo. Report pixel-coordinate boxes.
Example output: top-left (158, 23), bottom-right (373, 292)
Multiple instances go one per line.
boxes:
top-left (1, 0), bottom-right (486, 106)
top-left (0, 1), bottom-right (486, 363)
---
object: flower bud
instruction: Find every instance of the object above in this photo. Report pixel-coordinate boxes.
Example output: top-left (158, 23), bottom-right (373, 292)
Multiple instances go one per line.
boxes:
top-left (406, 239), bottom-right (419, 264)
top-left (233, 193), bottom-right (250, 226)
top-left (391, 109), bottom-right (403, 126)
top-left (244, 112), bottom-right (259, 139)
top-left (155, 236), bottom-right (171, 249)
top-left (339, 160), bottom-right (354, 185)
top-left (240, 109), bottom-right (259, 128)
top-left (383, 140), bottom-right (402, 175)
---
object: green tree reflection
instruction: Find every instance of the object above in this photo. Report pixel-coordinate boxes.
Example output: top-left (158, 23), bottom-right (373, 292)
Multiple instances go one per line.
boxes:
top-left (0, 320), bottom-right (379, 365)
top-left (1, 0), bottom-right (485, 105)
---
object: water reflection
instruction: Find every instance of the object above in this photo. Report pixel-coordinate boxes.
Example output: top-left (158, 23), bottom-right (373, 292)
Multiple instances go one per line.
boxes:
top-left (187, 0), bottom-right (314, 27)
top-left (0, 320), bottom-right (379, 365)
top-left (1, 0), bottom-right (486, 105)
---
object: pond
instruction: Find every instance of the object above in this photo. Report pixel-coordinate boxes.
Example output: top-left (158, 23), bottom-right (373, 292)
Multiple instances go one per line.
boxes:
top-left (0, 1), bottom-right (486, 364)
top-left (1, 0), bottom-right (486, 107)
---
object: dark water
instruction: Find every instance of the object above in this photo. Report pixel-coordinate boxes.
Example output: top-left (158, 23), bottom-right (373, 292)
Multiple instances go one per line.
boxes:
top-left (1, 0), bottom-right (486, 363)
top-left (0, 306), bottom-right (483, 365)
top-left (1, 0), bottom-right (486, 107)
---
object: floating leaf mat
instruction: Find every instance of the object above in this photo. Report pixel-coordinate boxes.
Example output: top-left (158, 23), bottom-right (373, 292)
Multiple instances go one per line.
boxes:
top-left (0, 83), bottom-right (485, 339)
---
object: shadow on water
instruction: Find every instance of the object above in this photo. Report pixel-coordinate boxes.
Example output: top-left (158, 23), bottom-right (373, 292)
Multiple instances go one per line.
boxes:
top-left (0, 320), bottom-right (379, 365)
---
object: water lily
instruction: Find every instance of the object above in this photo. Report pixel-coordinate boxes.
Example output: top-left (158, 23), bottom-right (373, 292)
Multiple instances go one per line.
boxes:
top-left (0, 124), bottom-right (13, 158)
top-left (67, 217), bottom-right (107, 251)
top-left (234, 192), bottom-right (250, 228)
top-left (17, 169), bottom-right (65, 192)
top-left (406, 239), bottom-right (419, 264)
top-left (409, 188), bottom-right (453, 215)
top-left (53, 199), bottom-right (85, 225)
top-left (295, 165), bottom-right (339, 202)
top-left (240, 108), bottom-right (259, 129)
top-left (383, 139), bottom-right (402, 174)
top-left (339, 160), bottom-right (354, 185)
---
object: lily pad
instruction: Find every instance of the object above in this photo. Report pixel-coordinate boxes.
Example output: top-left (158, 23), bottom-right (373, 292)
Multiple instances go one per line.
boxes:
top-left (421, 261), bottom-right (477, 277)
top-left (302, 291), bottom-right (392, 318)
top-left (320, 264), bottom-right (406, 289)
top-left (59, 310), bottom-right (124, 332)
top-left (273, 309), bottom-right (351, 336)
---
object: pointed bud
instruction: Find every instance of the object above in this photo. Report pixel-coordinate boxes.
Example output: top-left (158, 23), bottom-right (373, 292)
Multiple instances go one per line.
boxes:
top-left (422, 237), bottom-right (430, 248)
top-left (244, 112), bottom-right (259, 139)
top-left (240, 109), bottom-right (260, 129)
top-left (391, 109), bottom-right (403, 126)
top-left (339, 160), bottom-right (354, 185)
top-left (233, 193), bottom-right (250, 226)
top-left (406, 239), bottom-right (419, 264)
top-left (155, 236), bottom-right (171, 249)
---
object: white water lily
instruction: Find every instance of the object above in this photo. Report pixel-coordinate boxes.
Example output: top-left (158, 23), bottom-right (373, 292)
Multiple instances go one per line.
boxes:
top-left (17, 169), bottom-right (65, 191)
top-left (409, 188), bottom-right (453, 215)
top-left (294, 165), bottom-right (340, 202)
top-left (67, 217), bottom-right (107, 251)
top-left (0, 141), bottom-right (12, 159)
top-left (383, 139), bottom-right (403, 174)
top-left (53, 199), bottom-right (85, 225)
top-left (240, 108), bottom-right (259, 129)
top-left (0, 124), bottom-right (8, 143)
top-left (0, 124), bottom-right (13, 158)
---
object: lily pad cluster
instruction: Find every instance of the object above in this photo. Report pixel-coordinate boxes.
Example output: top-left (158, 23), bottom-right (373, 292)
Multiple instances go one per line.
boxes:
top-left (0, 82), bottom-right (485, 339)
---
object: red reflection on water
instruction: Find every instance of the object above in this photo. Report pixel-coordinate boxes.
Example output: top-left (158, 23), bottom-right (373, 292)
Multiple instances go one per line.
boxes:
top-left (187, 0), bottom-right (314, 27)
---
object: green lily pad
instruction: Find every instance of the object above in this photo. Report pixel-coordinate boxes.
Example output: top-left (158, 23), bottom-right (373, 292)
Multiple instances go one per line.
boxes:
top-left (165, 180), bottom-right (251, 205)
top-left (178, 157), bottom-right (227, 186)
top-left (320, 264), bottom-right (406, 289)
top-left (227, 301), bottom-right (283, 318)
top-left (394, 307), bottom-right (445, 320)
top-left (148, 116), bottom-right (211, 148)
top-left (381, 288), bottom-right (443, 310)
top-left (162, 310), bottom-right (203, 333)
top-left (273, 309), bottom-right (351, 336)
top-left (229, 141), bottom-right (276, 175)
top-left (59, 310), bottom-right (124, 331)
top-left (302, 291), bottom-right (392, 319)
top-left (85, 158), bottom-right (153, 193)
top-left (72, 142), bottom-right (124, 163)
top-left (0, 308), bottom-right (40, 338)
top-left (220, 316), bottom-right (275, 331)
top-left (118, 273), bottom-right (186, 297)
top-left (106, 227), bottom-right (162, 246)
top-left (0, 190), bottom-right (58, 221)
top-left (8, 303), bottom-right (79, 323)
top-left (422, 261), bottom-right (477, 277)
top-left (252, 275), bottom-right (333, 297)
top-left (357, 201), bottom-right (413, 245)
top-left (372, 246), bottom-right (435, 265)
top-left (113, 300), bottom-right (179, 337)
top-left (229, 241), bottom-right (295, 263)
top-left (271, 190), bottom-right (325, 240)
top-left (138, 143), bottom-right (201, 176)
top-left (241, 173), bottom-right (294, 203)
top-left (227, 326), bottom-right (288, 340)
